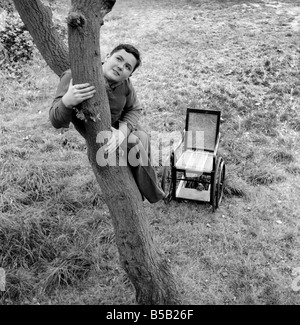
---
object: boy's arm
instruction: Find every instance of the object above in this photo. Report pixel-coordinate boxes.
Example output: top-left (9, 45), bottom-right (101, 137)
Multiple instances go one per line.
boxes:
top-left (49, 70), bottom-right (74, 129)
top-left (119, 79), bottom-right (142, 134)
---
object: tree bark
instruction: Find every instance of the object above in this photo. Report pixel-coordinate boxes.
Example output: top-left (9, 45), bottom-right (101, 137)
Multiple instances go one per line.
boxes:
top-left (12, 0), bottom-right (181, 305)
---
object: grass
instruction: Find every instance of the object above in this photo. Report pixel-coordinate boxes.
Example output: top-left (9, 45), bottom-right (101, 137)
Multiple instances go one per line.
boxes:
top-left (1, 0), bottom-right (300, 305)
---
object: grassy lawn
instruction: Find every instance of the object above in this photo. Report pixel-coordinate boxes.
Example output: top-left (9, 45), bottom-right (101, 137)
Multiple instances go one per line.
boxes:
top-left (1, 0), bottom-right (300, 305)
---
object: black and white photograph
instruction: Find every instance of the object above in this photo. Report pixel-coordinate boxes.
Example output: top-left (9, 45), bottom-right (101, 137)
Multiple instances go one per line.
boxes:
top-left (0, 0), bottom-right (300, 309)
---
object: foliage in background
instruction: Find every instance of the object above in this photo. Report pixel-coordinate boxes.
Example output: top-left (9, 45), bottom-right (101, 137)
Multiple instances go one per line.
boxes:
top-left (0, 0), bottom-right (15, 13)
top-left (0, 0), bottom-right (68, 79)
top-left (0, 12), bottom-right (34, 78)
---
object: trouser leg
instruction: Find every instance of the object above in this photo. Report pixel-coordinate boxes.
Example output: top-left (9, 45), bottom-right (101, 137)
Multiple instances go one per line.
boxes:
top-left (125, 130), bottom-right (165, 203)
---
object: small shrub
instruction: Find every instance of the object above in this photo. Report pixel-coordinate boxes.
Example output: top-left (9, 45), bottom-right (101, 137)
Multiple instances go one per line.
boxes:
top-left (0, 12), bottom-right (34, 77)
top-left (0, 0), bottom-right (15, 13)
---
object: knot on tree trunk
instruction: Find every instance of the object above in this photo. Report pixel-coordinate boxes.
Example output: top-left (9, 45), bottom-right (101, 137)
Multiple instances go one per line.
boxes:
top-left (67, 12), bottom-right (86, 28)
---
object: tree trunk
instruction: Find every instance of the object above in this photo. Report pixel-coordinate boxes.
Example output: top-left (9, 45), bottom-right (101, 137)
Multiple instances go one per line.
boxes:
top-left (13, 0), bottom-right (181, 305)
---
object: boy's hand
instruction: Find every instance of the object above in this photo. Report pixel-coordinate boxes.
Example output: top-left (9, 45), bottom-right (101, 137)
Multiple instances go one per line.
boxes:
top-left (62, 79), bottom-right (96, 109)
top-left (106, 127), bottom-right (126, 155)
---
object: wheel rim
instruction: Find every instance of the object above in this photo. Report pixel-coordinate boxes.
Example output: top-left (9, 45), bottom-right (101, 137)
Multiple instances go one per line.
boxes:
top-left (161, 166), bottom-right (170, 192)
top-left (216, 159), bottom-right (225, 208)
top-left (161, 153), bottom-right (174, 200)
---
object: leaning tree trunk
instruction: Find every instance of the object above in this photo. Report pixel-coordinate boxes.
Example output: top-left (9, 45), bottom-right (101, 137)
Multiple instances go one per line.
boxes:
top-left (12, 0), bottom-right (181, 305)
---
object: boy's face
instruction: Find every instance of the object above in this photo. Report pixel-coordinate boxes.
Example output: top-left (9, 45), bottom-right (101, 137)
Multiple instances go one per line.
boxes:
top-left (103, 49), bottom-right (137, 83)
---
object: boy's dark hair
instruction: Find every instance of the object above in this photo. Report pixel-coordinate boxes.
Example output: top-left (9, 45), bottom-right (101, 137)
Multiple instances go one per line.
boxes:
top-left (110, 44), bottom-right (141, 72)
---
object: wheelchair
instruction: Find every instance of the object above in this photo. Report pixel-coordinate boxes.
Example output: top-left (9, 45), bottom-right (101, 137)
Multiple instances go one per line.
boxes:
top-left (161, 108), bottom-right (226, 212)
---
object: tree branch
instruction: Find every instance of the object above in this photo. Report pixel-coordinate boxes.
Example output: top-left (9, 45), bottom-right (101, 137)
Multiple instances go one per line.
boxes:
top-left (12, 0), bottom-right (69, 76)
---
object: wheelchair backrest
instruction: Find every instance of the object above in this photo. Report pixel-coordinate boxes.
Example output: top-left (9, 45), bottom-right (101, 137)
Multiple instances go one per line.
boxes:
top-left (184, 108), bottom-right (221, 152)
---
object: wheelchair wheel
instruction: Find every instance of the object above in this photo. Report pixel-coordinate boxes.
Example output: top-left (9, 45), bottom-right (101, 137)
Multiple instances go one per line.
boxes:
top-left (161, 152), bottom-right (174, 201)
top-left (214, 157), bottom-right (225, 210)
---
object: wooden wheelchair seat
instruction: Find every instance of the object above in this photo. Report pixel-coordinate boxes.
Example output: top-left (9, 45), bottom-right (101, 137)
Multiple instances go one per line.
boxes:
top-left (175, 150), bottom-right (214, 174)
